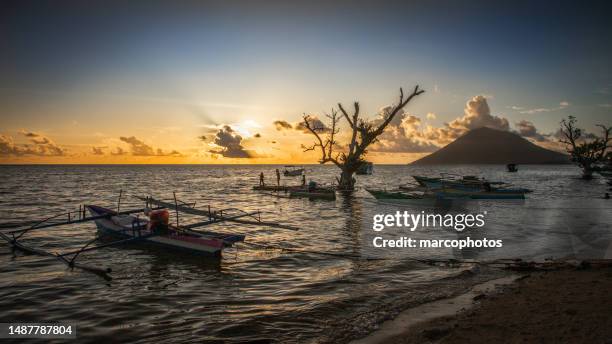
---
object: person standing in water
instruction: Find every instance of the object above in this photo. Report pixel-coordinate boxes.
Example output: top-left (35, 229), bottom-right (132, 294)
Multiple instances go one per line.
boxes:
top-left (301, 174), bottom-right (306, 186)
top-left (275, 169), bottom-right (281, 186)
top-left (259, 172), bottom-right (265, 186)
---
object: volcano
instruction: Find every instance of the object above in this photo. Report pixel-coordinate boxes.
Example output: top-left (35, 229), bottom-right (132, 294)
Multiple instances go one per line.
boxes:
top-left (410, 127), bottom-right (569, 165)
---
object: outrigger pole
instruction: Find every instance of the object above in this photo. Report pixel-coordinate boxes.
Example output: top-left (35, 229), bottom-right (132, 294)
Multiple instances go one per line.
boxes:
top-left (136, 195), bottom-right (300, 231)
top-left (0, 205), bottom-right (163, 279)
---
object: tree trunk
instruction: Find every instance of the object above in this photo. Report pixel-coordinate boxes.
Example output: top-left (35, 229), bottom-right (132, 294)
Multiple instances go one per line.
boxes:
top-left (581, 164), bottom-right (594, 180)
top-left (338, 168), bottom-right (356, 190)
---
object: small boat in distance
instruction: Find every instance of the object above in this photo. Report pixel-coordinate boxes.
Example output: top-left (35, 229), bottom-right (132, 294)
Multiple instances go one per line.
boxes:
top-left (356, 161), bottom-right (374, 175)
top-left (283, 166), bottom-right (304, 176)
top-left (507, 163), bottom-right (518, 172)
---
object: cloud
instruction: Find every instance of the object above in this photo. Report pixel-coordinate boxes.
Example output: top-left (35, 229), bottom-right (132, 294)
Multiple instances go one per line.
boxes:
top-left (598, 103), bottom-right (612, 108)
top-left (426, 112), bottom-right (436, 120)
top-left (198, 135), bottom-right (207, 141)
top-left (295, 115), bottom-right (330, 133)
top-left (0, 131), bottom-right (65, 156)
top-left (111, 147), bottom-right (127, 156)
top-left (0, 135), bottom-right (20, 155)
top-left (209, 125), bottom-right (256, 158)
top-left (119, 136), bottom-right (156, 156)
top-left (373, 106), bottom-right (407, 127)
top-left (515, 101), bottom-right (570, 114)
top-left (92, 146), bottom-right (106, 155)
top-left (254, 133), bottom-right (261, 138)
top-left (273, 120), bottom-right (293, 131)
top-left (119, 136), bottom-right (182, 156)
top-left (420, 95), bottom-right (509, 145)
top-left (515, 120), bottom-right (546, 141)
top-left (371, 113), bottom-right (439, 153)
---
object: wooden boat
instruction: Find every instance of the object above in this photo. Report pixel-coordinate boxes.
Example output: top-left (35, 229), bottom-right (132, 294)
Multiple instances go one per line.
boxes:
top-left (252, 185), bottom-right (303, 192)
top-left (289, 188), bottom-right (336, 200)
top-left (356, 161), bottom-right (374, 175)
top-left (283, 168), bottom-right (304, 176)
top-left (507, 163), bottom-right (518, 172)
top-left (0, 192), bottom-right (297, 279)
top-left (365, 189), bottom-right (439, 205)
top-left (413, 175), bottom-right (492, 190)
top-left (87, 205), bottom-right (243, 256)
top-left (433, 187), bottom-right (528, 200)
top-left (412, 175), bottom-right (531, 194)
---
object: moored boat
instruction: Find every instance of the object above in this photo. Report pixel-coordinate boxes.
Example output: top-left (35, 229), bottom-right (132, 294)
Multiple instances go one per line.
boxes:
top-left (283, 166), bottom-right (304, 176)
top-left (289, 188), bottom-right (336, 200)
top-left (365, 188), bottom-right (438, 205)
top-left (253, 185), bottom-right (303, 192)
top-left (432, 187), bottom-right (528, 200)
top-left (87, 205), bottom-right (244, 256)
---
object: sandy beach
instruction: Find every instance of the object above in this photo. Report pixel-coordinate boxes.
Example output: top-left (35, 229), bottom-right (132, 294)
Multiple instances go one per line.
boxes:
top-left (355, 265), bottom-right (612, 344)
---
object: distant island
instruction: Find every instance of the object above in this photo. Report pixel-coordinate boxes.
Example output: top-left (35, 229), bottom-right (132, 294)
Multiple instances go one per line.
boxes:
top-left (410, 127), bottom-right (570, 165)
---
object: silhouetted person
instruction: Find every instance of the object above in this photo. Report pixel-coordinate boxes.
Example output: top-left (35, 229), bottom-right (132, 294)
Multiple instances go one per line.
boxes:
top-left (259, 172), bottom-right (265, 186)
top-left (275, 169), bottom-right (281, 186)
top-left (605, 193), bottom-right (610, 199)
top-left (302, 174), bottom-right (306, 186)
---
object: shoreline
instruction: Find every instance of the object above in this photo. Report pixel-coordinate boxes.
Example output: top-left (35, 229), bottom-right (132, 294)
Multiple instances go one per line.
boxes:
top-left (352, 265), bottom-right (612, 344)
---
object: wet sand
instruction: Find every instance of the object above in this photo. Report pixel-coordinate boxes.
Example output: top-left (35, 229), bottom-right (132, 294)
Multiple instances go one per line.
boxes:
top-left (355, 266), bottom-right (612, 344)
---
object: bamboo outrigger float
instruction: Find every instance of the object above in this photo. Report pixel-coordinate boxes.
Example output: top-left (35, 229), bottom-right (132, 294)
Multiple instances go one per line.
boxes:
top-left (0, 192), bottom-right (298, 279)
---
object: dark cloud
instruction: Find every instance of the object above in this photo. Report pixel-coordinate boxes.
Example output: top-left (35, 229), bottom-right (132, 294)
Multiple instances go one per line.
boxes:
top-left (119, 136), bottom-right (182, 156)
top-left (119, 136), bottom-right (156, 156)
top-left (295, 115), bottom-right (330, 133)
top-left (198, 135), bottom-right (207, 141)
top-left (209, 125), bottom-right (256, 158)
top-left (92, 146), bottom-right (106, 155)
top-left (515, 120), bottom-right (546, 141)
top-left (254, 133), bottom-right (261, 138)
top-left (111, 147), bottom-right (127, 156)
top-left (273, 120), bottom-right (293, 130)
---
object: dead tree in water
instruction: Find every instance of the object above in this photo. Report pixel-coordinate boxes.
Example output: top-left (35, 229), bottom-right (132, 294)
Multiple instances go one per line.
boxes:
top-left (559, 116), bottom-right (611, 179)
top-left (302, 86), bottom-right (425, 190)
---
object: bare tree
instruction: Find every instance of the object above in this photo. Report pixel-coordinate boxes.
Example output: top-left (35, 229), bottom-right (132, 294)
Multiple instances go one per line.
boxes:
top-left (302, 86), bottom-right (425, 190)
top-left (559, 116), bottom-right (611, 179)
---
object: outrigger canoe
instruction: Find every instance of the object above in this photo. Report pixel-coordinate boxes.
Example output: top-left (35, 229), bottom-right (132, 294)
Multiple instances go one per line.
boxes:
top-left (87, 205), bottom-right (244, 256)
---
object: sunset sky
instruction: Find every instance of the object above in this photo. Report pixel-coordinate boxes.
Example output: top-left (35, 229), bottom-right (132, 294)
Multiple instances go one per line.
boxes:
top-left (1, 0), bottom-right (611, 164)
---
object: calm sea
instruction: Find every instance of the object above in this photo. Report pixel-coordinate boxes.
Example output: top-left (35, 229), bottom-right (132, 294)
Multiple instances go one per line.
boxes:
top-left (0, 165), bottom-right (610, 343)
